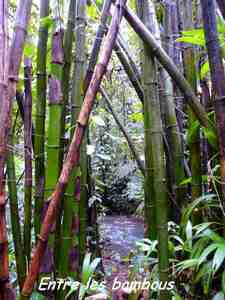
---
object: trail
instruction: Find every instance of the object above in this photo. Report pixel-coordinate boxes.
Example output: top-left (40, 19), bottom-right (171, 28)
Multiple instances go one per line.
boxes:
top-left (99, 215), bottom-right (144, 288)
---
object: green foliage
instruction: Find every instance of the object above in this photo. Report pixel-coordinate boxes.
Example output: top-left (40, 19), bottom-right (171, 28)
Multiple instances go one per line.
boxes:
top-left (176, 16), bottom-right (225, 79)
top-left (66, 253), bottom-right (106, 300)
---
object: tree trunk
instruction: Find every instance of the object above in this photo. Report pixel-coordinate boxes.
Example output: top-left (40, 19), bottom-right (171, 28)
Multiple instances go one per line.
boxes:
top-left (20, 0), bottom-right (127, 297)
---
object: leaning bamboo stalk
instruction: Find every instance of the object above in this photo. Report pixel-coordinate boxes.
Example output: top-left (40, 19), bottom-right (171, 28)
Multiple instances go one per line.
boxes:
top-left (34, 0), bottom-right (49, 237)
top-left (20, 0), bottom-right (127, 297)
top-left (200, 0), bottom-right (225, 233)
top-left (23, 57), bottom-right (33, 264)
top-left (85, 0), bottom-right (144, 103)
top-left (101, 87), bottom-right (145, 175)
top-left (113, 42), bottom-right (144, 102)
top-left (84, 0), bottom-right (111, 90)
top-left (123, 5), bottom-right (209, 128)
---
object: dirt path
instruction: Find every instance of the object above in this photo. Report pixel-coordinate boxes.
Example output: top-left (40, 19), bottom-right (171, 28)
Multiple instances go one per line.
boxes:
top-left (99, 215), bottom-right (144, 288)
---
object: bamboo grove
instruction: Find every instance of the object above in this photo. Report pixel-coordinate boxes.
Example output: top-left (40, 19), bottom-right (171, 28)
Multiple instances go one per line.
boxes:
top-left (0, 0), bottom-right (225, 299)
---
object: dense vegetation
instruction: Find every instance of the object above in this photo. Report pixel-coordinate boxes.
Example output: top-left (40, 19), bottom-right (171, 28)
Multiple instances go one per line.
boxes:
top-left (0, 0), bottom-right (225, 299)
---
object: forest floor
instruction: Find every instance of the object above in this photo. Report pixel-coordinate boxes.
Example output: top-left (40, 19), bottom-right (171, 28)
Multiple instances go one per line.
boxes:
top-left (99, 215), bottom-right (144, 289)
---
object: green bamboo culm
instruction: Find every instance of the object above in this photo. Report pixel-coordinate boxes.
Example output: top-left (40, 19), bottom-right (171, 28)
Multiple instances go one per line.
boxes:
top-left (162, 2), bottom-right (186, 220)
top-left (136, 0), bottom-right (155, 240)
top-left (42, 23), bottom-right (64, 282)
top-left (59, 0), bottom-right (87, 280)
top-left (182, 0), bottom-right (202, 224)
top-left (7, 129), bottom-right (26, 291)
top-left (54, 0), bottom-right (77, 273)
top-left (137, 1), bottom-right (169, 299)
top-left (74, 0), bottom-right (88, 266)
top-left (23, 57), bottom-right (33, 264)
top-left (34, 0), bottom-right (50, 237)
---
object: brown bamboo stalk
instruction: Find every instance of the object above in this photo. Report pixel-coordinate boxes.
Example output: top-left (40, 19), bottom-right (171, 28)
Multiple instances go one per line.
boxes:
top-left (0, 0), bottom-right (32, 298)
top-left (20, 0), bottom-right (127, 297)
top-left (0, 1), bottom-right (10, 296)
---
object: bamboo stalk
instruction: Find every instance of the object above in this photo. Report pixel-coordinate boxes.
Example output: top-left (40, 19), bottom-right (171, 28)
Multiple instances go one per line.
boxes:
top-left (113, 42), bottom-right (144, 102)
top-left (123, 5), bottom-right (209, 128)
top-left (54, 0), bottom-right (76, 274)
top-left (23, 57), bottom-right (33, 263)
top-left (0, 1), bottom-right (10, 296)
top-left (73, 0), bottom-right (88, 267)
top-left (161, 1), bottom-right (185, 220)
top-left (7, 133), bottom-right (27, 292)
top-left (182, 0), bottom-right (202, 224)
top-left (84, 0), bottom-right (111, 90)
top-left (34, 0), bottom-right (49, 237)
top-left (200, 0), bottom-right (225, 233)
top-left (20, 0), bottom-right (127, 297)
top-left (59, 0), bottom-right (87, 281)
top-left (85, 0), bottom-right (144, 103)
top-left (137, 1), bottom-right (169, 299)
top-left (41, 26), bottom-right (64, 279)
top-left (0, 0), bottom-right (32, 297)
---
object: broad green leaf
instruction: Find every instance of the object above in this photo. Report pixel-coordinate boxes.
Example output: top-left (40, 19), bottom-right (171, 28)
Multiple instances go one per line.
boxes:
top-left (176, 258), bottom-right (198, 273)
top-left (191, 236), bottom-right (209, 259)
top-left (82, 253), bottom-right (91, 284)
top-left (198, 243), bottom-right (219, 266)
